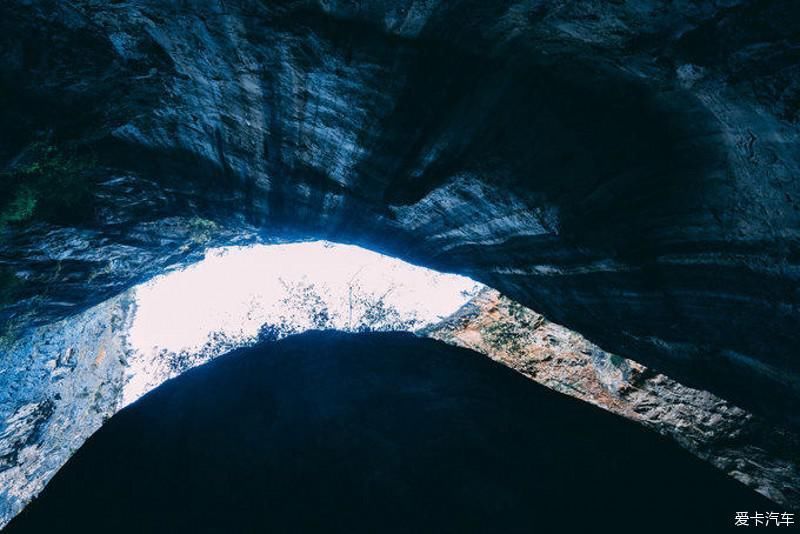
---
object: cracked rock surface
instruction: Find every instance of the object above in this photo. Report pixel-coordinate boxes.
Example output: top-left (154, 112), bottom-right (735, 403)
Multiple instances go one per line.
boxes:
top-left (1, 285), bottom-right (797, 527)
top-left (0, 0), bottom-right (798, 429)
top-left (425, 289), bottom-right (800, 508)
top-left (0, 293), bottom-right (132, 524)
top-left (4, 332), bottom-right (775, 534)
top-left (0, 0), bottom-right (799, 526)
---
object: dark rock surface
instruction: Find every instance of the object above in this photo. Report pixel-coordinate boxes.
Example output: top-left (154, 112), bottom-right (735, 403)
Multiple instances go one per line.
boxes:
top-left (426, 288), bottom-right (800, 507)
top-left (2, 281), bottom-right (797, 527)
top-left (5, 332), bottom-right (775, 533)
top-left (0, 0), bottom-right (798, 438)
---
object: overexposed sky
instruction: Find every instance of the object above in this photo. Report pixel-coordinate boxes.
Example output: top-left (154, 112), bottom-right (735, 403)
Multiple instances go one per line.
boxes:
top-left (123, 241), bottom-right (483, 404)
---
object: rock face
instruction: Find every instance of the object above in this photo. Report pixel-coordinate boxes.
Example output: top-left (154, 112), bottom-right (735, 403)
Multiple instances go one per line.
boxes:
top-left (1, 0), bottom-right (799, 525)
top-left (425, 288), bottom-right (800, 507)
top-left (0, 254), bottom-right (478, 529)
top-left (1, 0), bottom-right (798, 432)
top-left (1, 280), bottom-right (796, 527)
top-left (5, 332), bottom-right (774, 533)
top-left (0, 293), bottom-right (133, 523)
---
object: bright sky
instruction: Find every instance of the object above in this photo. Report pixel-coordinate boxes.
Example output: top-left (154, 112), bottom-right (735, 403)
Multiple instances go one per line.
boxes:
top-left (123, 241), bottom-right (483, 404)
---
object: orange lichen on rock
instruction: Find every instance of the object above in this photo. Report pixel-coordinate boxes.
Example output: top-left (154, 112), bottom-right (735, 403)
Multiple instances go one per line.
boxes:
top-left (424, 289), bottom-right (800, 507)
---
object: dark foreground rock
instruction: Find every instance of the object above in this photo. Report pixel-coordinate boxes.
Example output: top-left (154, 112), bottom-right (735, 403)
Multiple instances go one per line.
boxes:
top-left (7, 332), bottom-right (775, 534)
top-left (424, 288), bottom-right (800, 508)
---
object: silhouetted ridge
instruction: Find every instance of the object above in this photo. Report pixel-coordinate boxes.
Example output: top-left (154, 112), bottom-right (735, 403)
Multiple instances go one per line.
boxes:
top-left (7, 331), bottom-right (772, 533)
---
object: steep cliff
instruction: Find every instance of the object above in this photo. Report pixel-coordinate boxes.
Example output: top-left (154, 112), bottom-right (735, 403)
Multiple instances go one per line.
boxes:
top-left (1, 0), bottom-right (798, 431)
top-left (425, 288), bottom-right (800, 507)
top-left (5, 332), bottom-right (774, 533)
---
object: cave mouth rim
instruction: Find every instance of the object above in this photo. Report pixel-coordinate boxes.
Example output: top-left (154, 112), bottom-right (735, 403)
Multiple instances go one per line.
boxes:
top-left (121, 238), bottom-right (485, 405)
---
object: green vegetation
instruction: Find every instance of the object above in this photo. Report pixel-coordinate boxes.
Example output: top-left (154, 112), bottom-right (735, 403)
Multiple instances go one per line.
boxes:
top-left (505, 299), bottom-right (534, 325)
top-left (0, 187), bottom-right (37, 226)
top-left (609, 354), bottom-right (627, 370)
top-left (483, 319), bottom-right (526, 356)
top-left (0, 142), bottom-right (95, 230)
top-left (187, 216), bottom-right (219, 235)
top-left (176, 217), bottom-right (222, 254)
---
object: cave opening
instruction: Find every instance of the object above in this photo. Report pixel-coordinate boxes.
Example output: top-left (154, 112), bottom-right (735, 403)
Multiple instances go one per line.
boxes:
top-left (1, 0), bottom-right (799, 528)
top-left (123, 239), bottom-right (484, 404)
top-left (1, 234), bottom-right (797, 522)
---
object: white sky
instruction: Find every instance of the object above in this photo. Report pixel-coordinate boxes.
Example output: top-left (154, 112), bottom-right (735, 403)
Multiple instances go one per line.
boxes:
top-left (123, 241), bottom-right (483, 404)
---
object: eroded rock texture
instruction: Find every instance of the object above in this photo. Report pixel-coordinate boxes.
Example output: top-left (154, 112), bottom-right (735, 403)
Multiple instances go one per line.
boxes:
top-left (4, 332), bottom-right (774, 534)
top-left (1, 0), bottom-right (798, 432)
top-left (425, 289), bottom-right (800, 507)
top-left (0, 2), bottom-right (799, 525)
top-left (1, 278), bottom-right (796, 527)
top-left (0, 293), bottom-right (132, 523)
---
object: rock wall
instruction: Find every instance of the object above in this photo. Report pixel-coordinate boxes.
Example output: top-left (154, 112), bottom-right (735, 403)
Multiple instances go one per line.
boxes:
top-left (0, 0), bottom-right (798, 444)
top-left (1, 280), bottom-right (796, 528)
top-left (0, 293), bottom-right (133, 524)
top-left (425, 289), bottom-right (800, 507)
top-left (5, 332), bottom-right (775, 533)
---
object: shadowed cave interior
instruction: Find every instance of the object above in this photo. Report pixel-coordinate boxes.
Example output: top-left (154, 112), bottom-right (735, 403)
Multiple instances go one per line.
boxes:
top-left (5, 332), bottom-right (775, 534)
top-left (1, 0), bottom-right (800, 530)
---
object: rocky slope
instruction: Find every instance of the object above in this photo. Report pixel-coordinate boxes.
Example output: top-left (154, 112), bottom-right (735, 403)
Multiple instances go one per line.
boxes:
top-left (1, 282), bottom-right (796, 527)
top-left (0, 293), bottom-right (133, 524)
top-left (0, 0), bottom-right (798, 432)
top-left (0, 261), bottom-right (474, 527)
top-left (425, 289), bottom-right (800, 507)
top-left (5, 332), bottom-right (774, 534)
